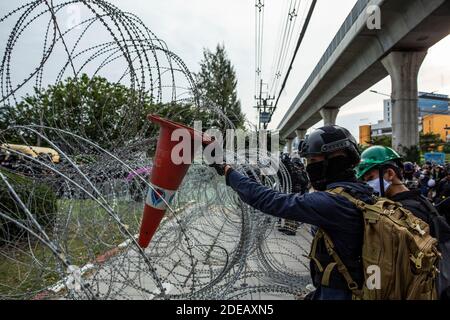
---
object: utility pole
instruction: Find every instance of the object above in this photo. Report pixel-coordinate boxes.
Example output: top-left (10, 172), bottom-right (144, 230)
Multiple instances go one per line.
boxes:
top-left (254, 80), bottom-right (275, 130)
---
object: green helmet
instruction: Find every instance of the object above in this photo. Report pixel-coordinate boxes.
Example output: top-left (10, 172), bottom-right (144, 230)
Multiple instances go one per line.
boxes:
top-left (356, 146), bottom-right (402, 179)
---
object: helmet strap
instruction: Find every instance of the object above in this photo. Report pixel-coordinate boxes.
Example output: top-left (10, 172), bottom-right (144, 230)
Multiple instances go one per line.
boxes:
top-left (322, 154), bottom-right (329, 183)
top-left (378, 166), bottom-right (385, 197)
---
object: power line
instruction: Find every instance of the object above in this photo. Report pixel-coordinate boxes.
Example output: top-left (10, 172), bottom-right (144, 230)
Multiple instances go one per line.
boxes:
top-left (268, 0), bottom-right (294, 94)
top-left (254, 0), bottom-right (275, 130)
top-left (269, 0), bottom-right (301, 97)
top-left (270, 0), bottom-right (317, 122)
top-left (268, 0), bottom-right (290, 95)
top-left (255, 0), bottom-right (265, 97)
top-left (256, 0), bottom-right (302, 130)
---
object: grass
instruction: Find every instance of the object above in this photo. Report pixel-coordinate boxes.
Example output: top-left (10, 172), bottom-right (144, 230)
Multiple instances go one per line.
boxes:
top-left (0, 198), bottom-right (143, 299)
top-left (0, 242), bottom-right (60, 298)
top-left (0, 174), bottom-right (201, 299)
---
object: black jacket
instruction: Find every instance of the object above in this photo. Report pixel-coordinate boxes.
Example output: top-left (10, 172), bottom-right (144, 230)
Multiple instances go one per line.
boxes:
top-left (390, 190), bottom-right (433, 228)
top-left (437, 178), bottom-right (450, 201)
top-left (226, 169), bottom-right (374, 299)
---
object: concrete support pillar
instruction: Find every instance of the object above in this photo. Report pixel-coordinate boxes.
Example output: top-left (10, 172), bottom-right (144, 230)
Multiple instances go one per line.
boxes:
top-left (286, 138), bottom-right (293, 155)
top-left (320, 107), bottom-right (339, 126)
top-left (295, 129), bottom-right (307, 140)
top-left (381, 50), bottom-right (427, 155)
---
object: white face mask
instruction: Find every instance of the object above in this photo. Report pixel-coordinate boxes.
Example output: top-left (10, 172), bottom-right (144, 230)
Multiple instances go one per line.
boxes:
top-left (367, 178), bottom-right (392, 196)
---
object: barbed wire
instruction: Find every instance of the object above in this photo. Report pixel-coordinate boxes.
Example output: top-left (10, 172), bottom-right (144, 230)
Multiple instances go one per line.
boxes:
top-left (0, 0), bottom-right (311, 300)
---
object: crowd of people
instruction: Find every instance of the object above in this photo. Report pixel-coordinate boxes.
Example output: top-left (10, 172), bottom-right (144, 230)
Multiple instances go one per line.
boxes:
top-left (406, 161), bottom-right (450, 207)
top-left (209, 124), bottom-right (450, 300)
top-left (275, 147), bottom-right (450, 236)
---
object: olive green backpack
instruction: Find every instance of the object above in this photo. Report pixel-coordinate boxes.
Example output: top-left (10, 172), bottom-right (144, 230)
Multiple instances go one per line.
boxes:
top-left (311, 187), bottom-right (440, 300)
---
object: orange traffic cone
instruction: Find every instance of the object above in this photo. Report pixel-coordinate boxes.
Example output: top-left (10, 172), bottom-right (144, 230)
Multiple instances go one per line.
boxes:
top-left (138, 115), bottom-right (212, 248)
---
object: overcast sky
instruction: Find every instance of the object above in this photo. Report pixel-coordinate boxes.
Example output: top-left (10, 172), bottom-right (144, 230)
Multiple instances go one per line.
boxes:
top-left (1, 0), bottom-right (449, 140)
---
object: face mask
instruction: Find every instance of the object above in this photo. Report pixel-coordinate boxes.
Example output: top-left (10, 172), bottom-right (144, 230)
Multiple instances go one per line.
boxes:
top-left (306, 161), bottom-right (326, 191)
top-left (367, 178), bottom-right (392, 196)
top-left (306, 155), bottom-right (353, 191)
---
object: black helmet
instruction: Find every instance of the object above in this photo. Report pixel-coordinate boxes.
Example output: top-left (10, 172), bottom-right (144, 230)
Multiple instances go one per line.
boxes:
top-left (281, 153), bottom-right (291, 162)
top-left (299, 125), bottom-right (360, 166)
top-left (403, 162), bottom-right (415, 174)
top-left (291, 157), bottom-right (305, 169)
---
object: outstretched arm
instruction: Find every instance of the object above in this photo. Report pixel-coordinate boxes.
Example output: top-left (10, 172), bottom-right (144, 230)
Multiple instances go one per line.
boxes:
top-left (223, 167), bottom-right (352, 230)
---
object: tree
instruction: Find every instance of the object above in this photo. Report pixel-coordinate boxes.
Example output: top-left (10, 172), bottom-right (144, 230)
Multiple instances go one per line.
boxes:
top-left (400, 145), bottom-right (420, 163)
top-left (358, 144), bottom-right (370, 153)
top-left (369, 135), bottom-right (392, 147)
top-left (0, 74), bottom-right (209, 149)
top-left (420, 132), bottom-right (444, 153)
top-left (443, 142), bottom-right (450, 154)
top-left (195, 44), bottom-right (245, 130)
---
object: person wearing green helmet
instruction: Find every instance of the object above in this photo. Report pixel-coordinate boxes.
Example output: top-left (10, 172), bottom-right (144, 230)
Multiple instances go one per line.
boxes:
top-left (356, 145), bottom-right (435, 226)
top-left (356, 145), bottom-right (406, 198)
top-left (357, 146), bottom-right (450, 300)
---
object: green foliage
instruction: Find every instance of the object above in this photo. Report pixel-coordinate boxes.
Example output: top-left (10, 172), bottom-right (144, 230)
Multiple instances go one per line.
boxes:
top-left (401, 145), bottom-right (421, 163)
top-left (363, 133), bottom-right (442, 163)
top-left (2, 74), bottom-right (146, 147)
top-left (358, 144), bottom-right (370, 153)
top-left (0, 169), bottom-right (57, 244)
top-left (443, 142), bottom-right (450, 154)
top-left (419, 132), bottom-right (444, 153)
top-left (195, 44), bottom-right (246, 130)
top-left (0, 74), bottom-right (209, 149)
top-left (369, 135), bottom-right (392, 147)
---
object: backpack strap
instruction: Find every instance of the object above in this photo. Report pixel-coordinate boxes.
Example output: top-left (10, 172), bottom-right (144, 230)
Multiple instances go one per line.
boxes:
top-left (327, 187), bottom-right (381, 223)
top-left (327, 187), bottom-right (366, 207)
top-left (308, 187), bottom-right (365, 298)
top-left (321, 230), bottom-right (362, 298)
top-left (308, 230), bottom-right (325, 273)
top-left (308, 229), bottom-right (349, 288)
top-left (328, 187), bottom-right (418, 229)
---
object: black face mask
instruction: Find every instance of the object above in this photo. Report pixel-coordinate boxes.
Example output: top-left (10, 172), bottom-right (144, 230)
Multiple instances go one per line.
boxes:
top-left (306, 161), bottom-right (327, 191)
top-left (306, 155), bottom-right (354, 191)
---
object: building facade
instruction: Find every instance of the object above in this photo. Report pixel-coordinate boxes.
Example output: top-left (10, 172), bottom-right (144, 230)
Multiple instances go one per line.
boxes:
top-left (423, 114), bottom-right (450, 142)
top-left (359, 125), bottom-right (372, 145)
top-left (359, 92), bottom-right (449, 144)
top-left (370, 99), bottom-right (394, 138)
top-left (418, 92), bottom-right (449, 117)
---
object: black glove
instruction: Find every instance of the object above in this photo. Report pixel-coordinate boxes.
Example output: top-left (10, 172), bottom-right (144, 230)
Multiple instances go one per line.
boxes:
top-left (210, 163), bottom-right (227, 176)
top-left (204, 139), bottom-right (228, 176)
